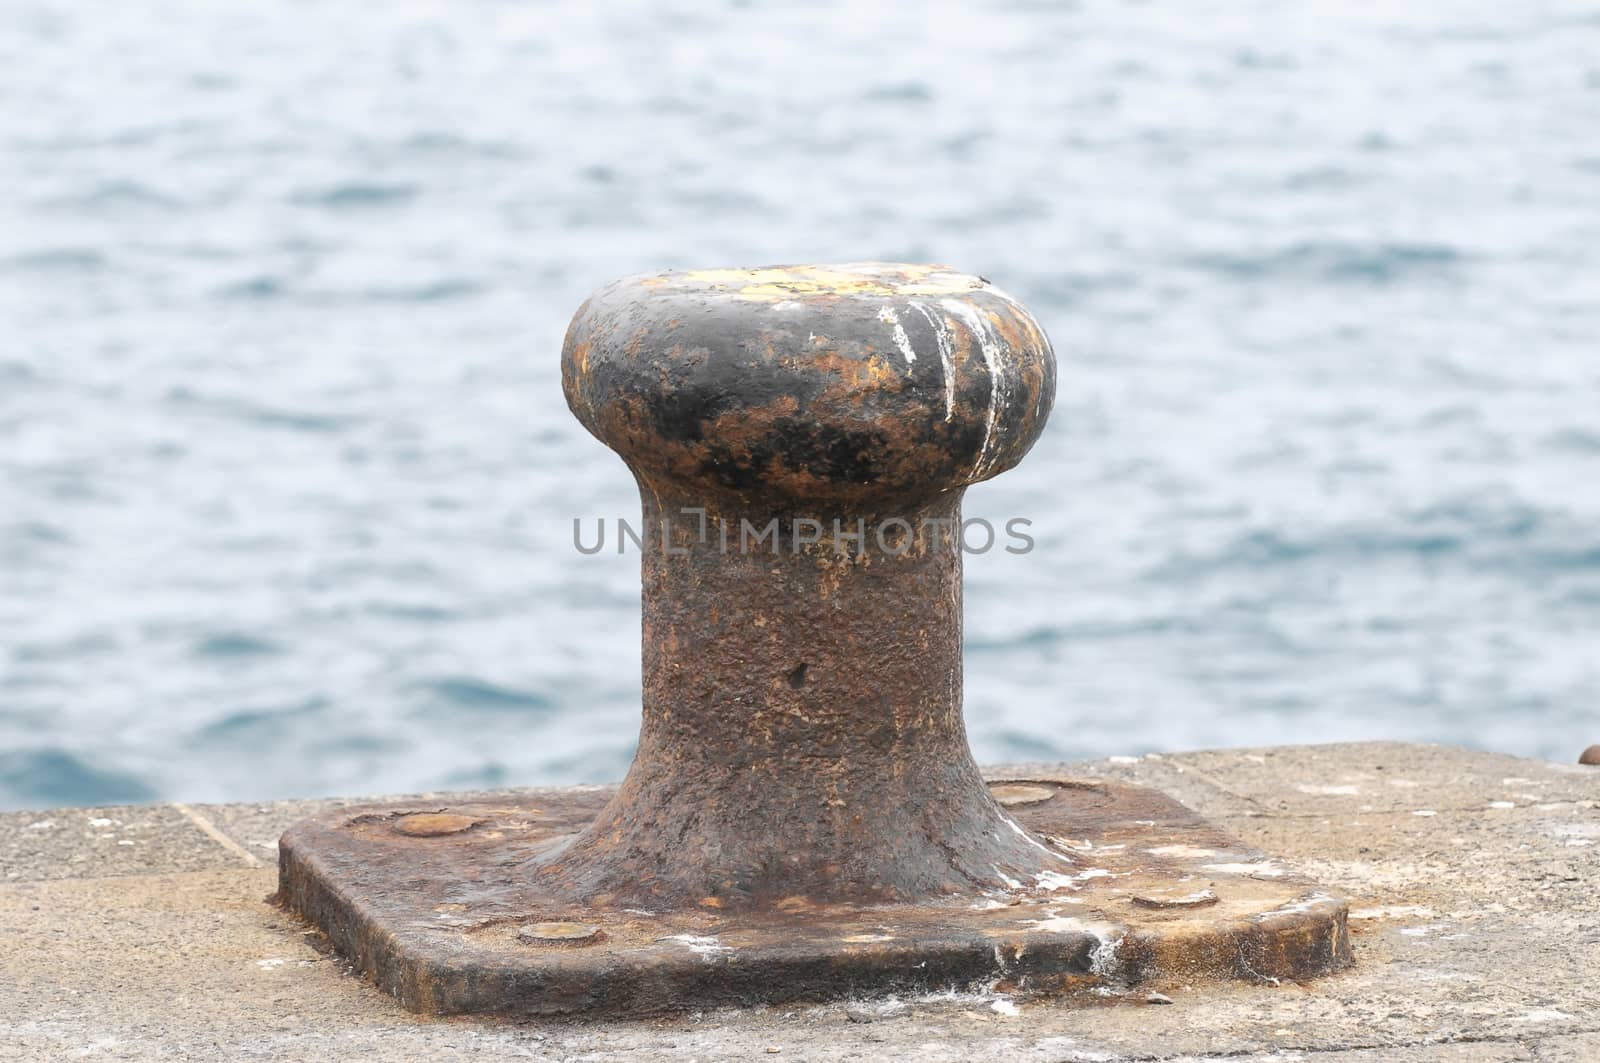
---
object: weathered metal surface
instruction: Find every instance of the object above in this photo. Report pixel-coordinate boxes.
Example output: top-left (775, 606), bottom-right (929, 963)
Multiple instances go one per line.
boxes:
top-left (562, 263), bottom-right (1055, 510)
top-left (549, 263), bottom-right (1059, 910)
top-left (278, 776), bottom-right (1350, 1017)
top-left (279, 262), bottom-right (1350, 1014)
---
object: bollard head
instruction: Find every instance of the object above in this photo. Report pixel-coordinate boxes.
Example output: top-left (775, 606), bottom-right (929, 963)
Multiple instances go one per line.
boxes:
top-left (562, 263), bottom-right (1055, 509)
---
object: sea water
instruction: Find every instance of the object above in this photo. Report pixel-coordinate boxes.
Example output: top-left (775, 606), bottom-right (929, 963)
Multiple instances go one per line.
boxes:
top-left (3, 0), bottom-right (1599, 807)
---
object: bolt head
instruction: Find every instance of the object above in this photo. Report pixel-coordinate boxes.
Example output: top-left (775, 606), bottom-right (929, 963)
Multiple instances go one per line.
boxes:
top-left (989, 783), bottom-right (1057, 807)
top-left (394, 813), bottom-right (479, 837)
top-left (517, 922), bottom-right (606, 947)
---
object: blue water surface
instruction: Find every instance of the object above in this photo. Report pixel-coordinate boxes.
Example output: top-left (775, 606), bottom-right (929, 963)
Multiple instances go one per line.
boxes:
top-left (3, 0), bottom-right (1599, 808)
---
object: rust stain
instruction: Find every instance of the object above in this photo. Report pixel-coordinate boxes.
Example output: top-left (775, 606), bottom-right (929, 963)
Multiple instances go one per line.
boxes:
top-left (279, 778), bottom-right (1350, 1017)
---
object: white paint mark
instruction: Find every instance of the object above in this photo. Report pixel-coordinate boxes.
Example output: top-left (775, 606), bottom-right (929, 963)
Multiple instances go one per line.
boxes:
top-left (1487, 800), bottom-right (1515, 809)
top-left (1089, 933), bottom-right (1123, 977)
top-left (908, 300), bottom-right (956, 421)
top-left (88, 817), bottom-right (114, 828)
top-left (1022, 911), bottom-right (1122, 945)
top-left (1412, 809), bottom-right (1437, 817)
top-left (846, 995), bottom-right (911, 1018)
top-left (1144, 844), bottom-right (1221, 860)
top-left (664, 934), bottom-right (732, 960)
top-left (1049, 836), bottom-right (1093, 852)
top-left (256, 958), bottom-right (288, 970)
top-left (1201, 861), bottom-right (1286, 878)
top-left (990, 997), bottom-right (1019, 1016)
top-left (1517, 1009), bottom-right (1571, 1023)
top-left (876, 305), bottom-right (916, 367)
top-left (25, 820), bottom-right (54, 831)
top-left (1400, 926), bottom-right (1438, 937)
top-left (1035, 870), bottom-right (1079, 891)
top-left (1033, 867), bottom-right (1112, 891)
top-left (999, 813), bottom-right (1071, 863)
top-left (943, 298), bottom-right (1006, 477)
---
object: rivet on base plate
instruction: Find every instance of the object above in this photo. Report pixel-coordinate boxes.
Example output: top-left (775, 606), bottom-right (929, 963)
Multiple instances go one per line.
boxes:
top-left (1131, 889), bottom-right (1220, 910)
top-left (393, 813), bottom-right (478, 837)
top-left (517, 922), bottom-right (605, 947)
top-left (989, 783), bottom-right (1057, 807)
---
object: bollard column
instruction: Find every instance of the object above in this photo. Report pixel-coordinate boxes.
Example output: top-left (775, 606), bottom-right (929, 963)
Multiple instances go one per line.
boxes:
top-left (545, 263), bottom-right (1056, 909)
top-left (278, 264), bottom-right (1350, 1017)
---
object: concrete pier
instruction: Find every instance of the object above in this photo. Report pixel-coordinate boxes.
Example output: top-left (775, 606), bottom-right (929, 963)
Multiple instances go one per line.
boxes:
top-left (3, 741), bottom-right (1597, 1061)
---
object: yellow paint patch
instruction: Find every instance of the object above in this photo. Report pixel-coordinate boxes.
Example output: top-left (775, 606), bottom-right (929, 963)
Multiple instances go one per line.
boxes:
top-left (646, 263), bottom-right (984, 301)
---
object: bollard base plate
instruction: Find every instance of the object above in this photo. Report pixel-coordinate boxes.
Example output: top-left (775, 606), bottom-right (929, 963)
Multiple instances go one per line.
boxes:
top-left (276, 776), bottom-right (1349, 1016)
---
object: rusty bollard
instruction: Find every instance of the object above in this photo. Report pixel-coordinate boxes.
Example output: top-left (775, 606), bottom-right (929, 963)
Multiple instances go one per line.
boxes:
top-left (278, 264), bottom-right (1350, 1016)
top-left (549, 263), bottom-right (1056, 908)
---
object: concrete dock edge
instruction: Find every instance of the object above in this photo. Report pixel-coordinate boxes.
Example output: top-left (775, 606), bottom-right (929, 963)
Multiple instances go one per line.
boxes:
top-left (3, 741), bottom-right (1597, 1062)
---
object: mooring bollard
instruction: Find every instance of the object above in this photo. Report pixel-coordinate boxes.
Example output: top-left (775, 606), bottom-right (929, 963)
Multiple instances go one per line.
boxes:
top-left (549, 263), bottom-right (1056, 907)
top-left (278, 264), bottom-right (1350, 1017)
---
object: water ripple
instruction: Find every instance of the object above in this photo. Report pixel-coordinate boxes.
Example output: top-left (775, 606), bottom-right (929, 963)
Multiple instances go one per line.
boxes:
top-left (0, 750), bottom-right (154, 808)
top-left (4, 0), bottom-right (1599, 806)
top-left (417, 677), bottom-right (555, 714)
